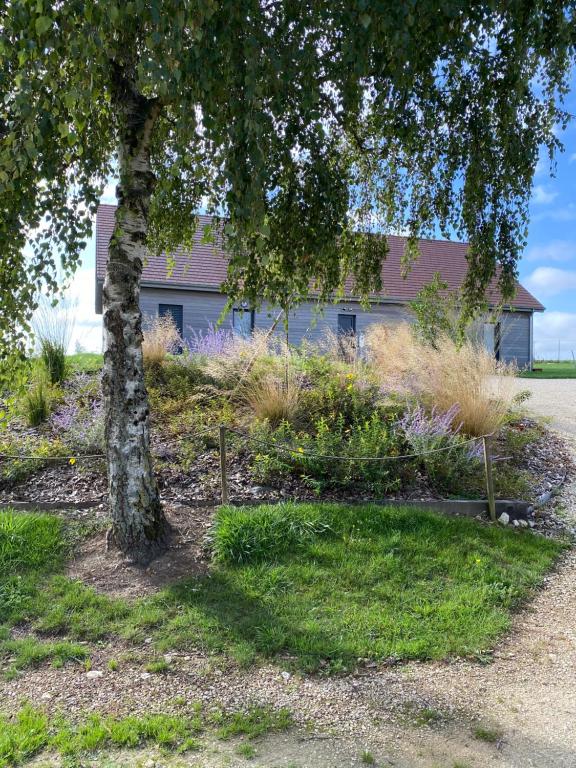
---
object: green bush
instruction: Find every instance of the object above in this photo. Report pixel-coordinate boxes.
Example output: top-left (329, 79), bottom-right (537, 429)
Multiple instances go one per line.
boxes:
top-left (41, 340), bottom-right (68, 384)
top-left (299, 371), bottom-right (381, 429)
top-left (22, 379), bottom-right (52, 426)
top-left (251, 411), bottom-right (404, 493)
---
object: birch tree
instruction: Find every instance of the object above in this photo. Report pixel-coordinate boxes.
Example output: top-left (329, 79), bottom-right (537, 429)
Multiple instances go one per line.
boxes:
top-left (0, 0), bottom-right (574, 562)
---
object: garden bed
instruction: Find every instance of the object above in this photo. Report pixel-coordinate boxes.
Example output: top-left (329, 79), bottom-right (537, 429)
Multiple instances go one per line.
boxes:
top-left (0, 324), bottom-right (574, 538)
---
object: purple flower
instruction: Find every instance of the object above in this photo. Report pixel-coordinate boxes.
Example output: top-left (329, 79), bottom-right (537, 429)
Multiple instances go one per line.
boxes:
top-left (184, 324), bottom-right (234, 357)
top-left (398, 403), bottom-right (462, 439)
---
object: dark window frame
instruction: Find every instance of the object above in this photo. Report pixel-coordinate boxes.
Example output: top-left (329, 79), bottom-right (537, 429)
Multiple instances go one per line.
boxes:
top-left (337, 313), bottom-right (357, 335)
top-left (158, 303), bottom-right (184, 337)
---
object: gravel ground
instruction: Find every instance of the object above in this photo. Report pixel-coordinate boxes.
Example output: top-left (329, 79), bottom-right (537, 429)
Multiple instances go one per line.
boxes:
top-left (512, 378), bottom-right (576, 436)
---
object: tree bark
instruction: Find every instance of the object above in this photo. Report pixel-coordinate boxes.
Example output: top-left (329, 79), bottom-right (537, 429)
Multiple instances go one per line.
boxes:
top-left (102, 70), bottom-right (168, 564)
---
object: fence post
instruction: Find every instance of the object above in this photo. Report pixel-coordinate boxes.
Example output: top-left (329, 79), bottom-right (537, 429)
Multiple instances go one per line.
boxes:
top-left (483, 436), bottom-right (496, 522)
top-left (219, 424), bottom-right (229, 505)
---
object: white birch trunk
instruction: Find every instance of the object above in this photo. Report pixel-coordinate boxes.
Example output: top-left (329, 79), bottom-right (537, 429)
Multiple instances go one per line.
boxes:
top-left (101, 72), bottom-right (168, 563)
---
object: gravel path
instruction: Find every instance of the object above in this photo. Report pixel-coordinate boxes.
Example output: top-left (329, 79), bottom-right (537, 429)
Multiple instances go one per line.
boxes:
top-left (512, 378), bottom-right (576, 436)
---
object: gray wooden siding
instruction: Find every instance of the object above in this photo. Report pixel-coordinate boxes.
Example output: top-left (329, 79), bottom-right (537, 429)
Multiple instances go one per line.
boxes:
top-left (139, 287), bottom-right (412, 346)
top-left (138, 287), bottom-right (532, 365)
top-left (140, 288), bottom-right (229, 338)
top-left (500, 311), bottom-right (531, 367)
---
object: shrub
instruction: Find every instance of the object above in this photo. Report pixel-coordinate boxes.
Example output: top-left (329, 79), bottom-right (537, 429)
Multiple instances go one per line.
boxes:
top-left (365, 323), bottom-right (516, 436)
top-left (142, 314), bottom-right (181, 366)
top-left (22, 379), bottom-right (53, 426)
top-left (185, 324), bottom-right (235, 357)
top-left (40, 341), bottom-right (68, 385)
top-left (51, 399), bottom-right (104, 454)
top-left (398, 404), bottom-right (482, 493)
top-left (251, 411), bottom-right (404, 493)
top-left (299, 370), bottom-right (382, 429)
top-left (201, 330), bottom-right (278, 391)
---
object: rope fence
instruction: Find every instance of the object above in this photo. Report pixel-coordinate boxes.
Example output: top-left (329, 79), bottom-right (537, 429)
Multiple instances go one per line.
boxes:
top-left (0, 424), bottom-right (498, 521)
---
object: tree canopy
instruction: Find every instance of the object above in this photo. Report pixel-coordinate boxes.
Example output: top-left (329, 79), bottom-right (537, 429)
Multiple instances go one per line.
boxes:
top-left (1, 0), bottom-right (574, 356)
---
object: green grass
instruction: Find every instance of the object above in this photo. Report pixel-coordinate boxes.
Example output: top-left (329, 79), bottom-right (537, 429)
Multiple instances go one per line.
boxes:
top-left (473, 725), bottom-right (503, 743)
top-left (520, 361), bottom-right (576, 379)
top-left (0, 505), bottom-right (564, 677)
top-left (66, 352), bottom-right (103, 375)
top-left (0, 704), bottom-right (291, 766)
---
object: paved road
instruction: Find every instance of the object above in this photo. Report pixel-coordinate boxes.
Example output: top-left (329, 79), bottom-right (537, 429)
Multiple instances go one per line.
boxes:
top-left (512, 378), bottom-right (576, 436)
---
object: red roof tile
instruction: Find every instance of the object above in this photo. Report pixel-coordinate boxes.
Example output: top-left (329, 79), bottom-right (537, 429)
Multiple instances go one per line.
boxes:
top-left (95, 204), bottom-right (544, 311)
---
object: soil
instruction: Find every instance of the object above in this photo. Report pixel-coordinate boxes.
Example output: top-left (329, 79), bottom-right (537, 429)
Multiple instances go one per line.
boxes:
top-left (67, 504), bottom-right (212, 599)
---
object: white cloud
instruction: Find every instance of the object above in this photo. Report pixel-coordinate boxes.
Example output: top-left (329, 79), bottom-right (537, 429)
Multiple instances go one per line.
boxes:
top-left (534, 312), bottom-right (576, 360)
top-left (531, 185), bottom-right (558, 205)
top-left (532, 204), bottom-right (576, 223)
top-left (524, 267), bottom-right (576, 298)
top-left (100, 181), bottom-right (117, 204)
top-left (526, 240), bottom-right (576, 263)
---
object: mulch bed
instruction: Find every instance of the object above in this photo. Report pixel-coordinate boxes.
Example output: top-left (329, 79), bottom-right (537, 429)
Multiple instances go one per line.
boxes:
top-left (1, 418), bottom-right (574, 538)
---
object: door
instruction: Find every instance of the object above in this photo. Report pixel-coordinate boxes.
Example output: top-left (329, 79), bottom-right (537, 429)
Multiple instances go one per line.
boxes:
top-left (233, 307), bottom-right (254, 338)
top-left (483, 323), bottom-right (495, 356)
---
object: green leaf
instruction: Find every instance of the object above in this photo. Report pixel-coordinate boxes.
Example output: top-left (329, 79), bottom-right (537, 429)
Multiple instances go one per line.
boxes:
top-left (35, 16), bottom-right (52, 36)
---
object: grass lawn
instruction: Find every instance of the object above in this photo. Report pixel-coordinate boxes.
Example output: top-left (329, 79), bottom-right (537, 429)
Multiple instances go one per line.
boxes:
top-left (520, 361), bottom-right (576, 379)
top-left (66, 352), bottom-right (103, 374)
top-left (0, 505), bottom-right (564, 678)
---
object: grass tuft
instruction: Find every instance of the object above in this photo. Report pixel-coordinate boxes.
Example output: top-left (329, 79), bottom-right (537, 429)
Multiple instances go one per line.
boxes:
top-left (473, 725), bottom-right (503, 743)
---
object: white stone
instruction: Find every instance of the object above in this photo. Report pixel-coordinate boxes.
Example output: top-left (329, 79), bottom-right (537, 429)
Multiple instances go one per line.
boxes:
top-left (86, 670), bottom-right (103, 679)
top-left (281, 671), bottom-right (291, 682)
top-left (498, 512), bottom-right (510, 525)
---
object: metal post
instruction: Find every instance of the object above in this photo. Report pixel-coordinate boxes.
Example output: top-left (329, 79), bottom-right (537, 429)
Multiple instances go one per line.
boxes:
top-left (483, 436), bottom-right (496, 522)
top-left (219, 424), bottom-right (229, 505)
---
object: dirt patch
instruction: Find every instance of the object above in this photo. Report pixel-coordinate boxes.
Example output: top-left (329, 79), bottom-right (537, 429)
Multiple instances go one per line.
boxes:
top-left (66, 504), bottom-right (214, 598)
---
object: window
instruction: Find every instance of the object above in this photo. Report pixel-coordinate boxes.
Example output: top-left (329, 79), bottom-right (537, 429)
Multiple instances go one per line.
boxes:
top-left (337, 313), bottom-right (356, 335)
top-left (233, 307), bottom-right (254, 338)
top-left (159, 304), bottom-right (184, 353)
top-left (159, 304), bottom-right (184, 337)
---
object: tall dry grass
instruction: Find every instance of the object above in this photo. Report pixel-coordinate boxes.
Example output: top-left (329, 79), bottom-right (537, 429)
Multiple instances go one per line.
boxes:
top-left (202, 330), bottom-right (289, 390)
top-left (365, 323), bottom-right (516, 436)
top-left (142, 314), bottom-right (181, 365)
top-left (243, 369), bottom-right (302, 427)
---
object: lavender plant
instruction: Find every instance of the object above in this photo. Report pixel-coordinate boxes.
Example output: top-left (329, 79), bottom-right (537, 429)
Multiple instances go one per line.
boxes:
top-left (184, 325), bottom-right (234, 357)
top-left (398, 404), bottom-right (482, 493)
top-left (51, 399), bottom-right (104, 454)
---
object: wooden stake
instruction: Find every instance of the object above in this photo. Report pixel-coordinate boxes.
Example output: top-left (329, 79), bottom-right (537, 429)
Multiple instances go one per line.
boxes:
top-left (219, 424), bottom-right (229, 505)
top-left (483, 436), bottom-right (496, 522)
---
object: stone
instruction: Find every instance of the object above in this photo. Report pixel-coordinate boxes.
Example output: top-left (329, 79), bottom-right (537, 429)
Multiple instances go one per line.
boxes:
top-left (281, 671), bottom-right (291, 682)
top-left (498, 512), bottom-right (510, 525)
top-left (86, 670), bottom-right (103, 679)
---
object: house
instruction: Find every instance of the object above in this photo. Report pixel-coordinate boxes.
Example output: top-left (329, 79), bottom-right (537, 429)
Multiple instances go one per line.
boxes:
top-left (95, 204), bottom-right (544, 367)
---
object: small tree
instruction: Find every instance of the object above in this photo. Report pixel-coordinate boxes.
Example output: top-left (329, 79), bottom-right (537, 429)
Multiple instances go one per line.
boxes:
top-left (410, 273), bottom-right (460, 347)
top-left (0, 1), bottom-right (574, 561)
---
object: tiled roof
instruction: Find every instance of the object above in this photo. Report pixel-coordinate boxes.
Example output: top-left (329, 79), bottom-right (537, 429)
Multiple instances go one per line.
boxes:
top-left (95, 204), bottom-right (544, 311)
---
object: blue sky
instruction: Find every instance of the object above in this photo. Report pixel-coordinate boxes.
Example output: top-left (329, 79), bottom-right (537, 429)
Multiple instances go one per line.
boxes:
top-left (67, 86), bottom-right (576, 360)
